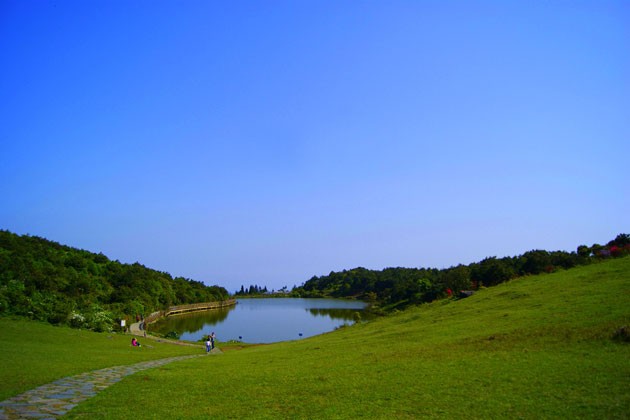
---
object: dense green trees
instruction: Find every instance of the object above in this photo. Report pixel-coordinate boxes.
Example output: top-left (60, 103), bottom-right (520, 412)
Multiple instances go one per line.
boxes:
top-left (0, 230), bottom-right (228, 331)
top-left (294, 234), bottom-right (629, 309)
top-left (297, 266), bottom-right (443, 307)
top-left (442, 265), bottom-right (471, 292)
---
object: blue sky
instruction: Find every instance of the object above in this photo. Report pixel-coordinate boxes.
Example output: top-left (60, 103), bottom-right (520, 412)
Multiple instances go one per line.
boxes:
top-left (1, 1), bottom-right (628, 293)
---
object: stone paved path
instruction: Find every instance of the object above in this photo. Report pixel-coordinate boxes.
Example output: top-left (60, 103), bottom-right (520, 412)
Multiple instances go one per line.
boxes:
top-left (0, 352), bottom-right (213, 419)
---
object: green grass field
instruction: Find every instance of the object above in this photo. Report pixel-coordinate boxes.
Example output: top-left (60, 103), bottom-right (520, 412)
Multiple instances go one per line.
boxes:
top-left (2, 258), bottom-right (629, 418)
top-left (0, 318), bottom-right (202, 401)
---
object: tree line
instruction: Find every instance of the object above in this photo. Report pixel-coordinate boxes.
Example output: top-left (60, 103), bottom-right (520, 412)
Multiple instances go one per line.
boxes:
top-left (234, 284), bottom-right (292, 296)
top-left (0, 230), bottom-right (228, 332)
top-left (235, 284), bottom-right (269, 295)
top-left (292, 234), bottom-right (630, 310)
top-left (2, 229), bottom-right (627, 329)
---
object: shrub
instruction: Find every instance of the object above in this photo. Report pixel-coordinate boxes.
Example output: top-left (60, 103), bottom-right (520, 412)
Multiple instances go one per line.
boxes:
top-left (164, 331), bottom-right (180, 340)
top-left (85, 305), bottom-right (114, 332)
top-left (69, 311), bottom-right (86, 329)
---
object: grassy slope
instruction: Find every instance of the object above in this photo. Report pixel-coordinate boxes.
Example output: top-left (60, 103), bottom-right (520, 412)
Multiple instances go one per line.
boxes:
top-left (2, 258), bottom-right (629, 418)
top-left (0, 320), bottom-right (201, 401)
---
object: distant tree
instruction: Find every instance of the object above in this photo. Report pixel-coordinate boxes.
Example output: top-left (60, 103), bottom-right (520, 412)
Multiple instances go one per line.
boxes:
top-left (591, 243), bottom-right (605, 257)
top-left (472, 257), bottom-right (515, 287)
top-left (608, 234), bottom-right (630, 247)
top-left (443, 265), bottom-right (471, 292)
top-left (577, 245), bottom-right (591, 258)
top-left (550, 251), bottom-right (580, 270)
top-left (520, 250), bottom-right (552, 275)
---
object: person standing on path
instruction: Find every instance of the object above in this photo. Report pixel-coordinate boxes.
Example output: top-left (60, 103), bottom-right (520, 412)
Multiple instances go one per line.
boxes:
top-left (210, 332), bottom-right (216, 350)
top-left (205, 335), bottom-right (211, 354)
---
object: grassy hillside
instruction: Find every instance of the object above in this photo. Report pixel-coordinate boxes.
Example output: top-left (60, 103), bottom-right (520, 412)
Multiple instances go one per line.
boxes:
top-left (2, 258), bottom-right (629, 418)
top-left (0, 319), bottom-right (201, 401)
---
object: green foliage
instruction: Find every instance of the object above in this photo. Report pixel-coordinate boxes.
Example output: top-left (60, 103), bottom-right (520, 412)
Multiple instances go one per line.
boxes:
top-left (472, 256), bottom-right (516, 286)
top-left (295, 234), bottom-right (628, 309)
top-left (163, 331), bottom-right (181, 340)
top-left (0, 230), bottom-right (229, 332)
top-left (86, 304), bottom-right (115, 333)
top-left (442, 264), bottom-right (471, 292)
top-left (68, 311), bottom-right (87, 329)
top-left (234, 283), bottom-right (273, 296)
top-left (609, 233), bottom-right (630, 247)
top-left (577, 244), bottom-right (591, 257)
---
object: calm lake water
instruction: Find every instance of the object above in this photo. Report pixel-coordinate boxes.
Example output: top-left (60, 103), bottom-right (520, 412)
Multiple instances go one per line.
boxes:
top-left (150, 298), bottom-right (371, 344)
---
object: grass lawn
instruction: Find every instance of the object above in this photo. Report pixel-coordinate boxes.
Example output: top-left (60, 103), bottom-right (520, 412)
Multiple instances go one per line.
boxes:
top-left (2, 257), bottom-right (629, 418)
top-left (0, 319), bottom-right (201, 401)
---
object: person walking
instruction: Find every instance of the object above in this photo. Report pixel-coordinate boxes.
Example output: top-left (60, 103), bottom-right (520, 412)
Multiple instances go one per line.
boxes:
top-left (205, 335), bottom-right (211, 354)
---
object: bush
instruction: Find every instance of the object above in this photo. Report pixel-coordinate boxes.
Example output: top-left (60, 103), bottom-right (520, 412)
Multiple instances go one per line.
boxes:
top-left (87, 307), bottom-right (114, 333)
top-left (69, 311), bottom-right (86, 329)
top-left (164, 331), bottom-right (180, 340)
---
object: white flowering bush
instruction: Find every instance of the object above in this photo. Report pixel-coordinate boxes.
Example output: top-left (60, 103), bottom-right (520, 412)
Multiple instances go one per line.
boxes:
top-left (87, 305), bottom-right (114, 332)
top-left (68, 311), bottom-right (86, 329)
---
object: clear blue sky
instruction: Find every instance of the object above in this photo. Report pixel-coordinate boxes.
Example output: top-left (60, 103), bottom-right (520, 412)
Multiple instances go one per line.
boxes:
top-left (1, 1), bottom-right (628, 293)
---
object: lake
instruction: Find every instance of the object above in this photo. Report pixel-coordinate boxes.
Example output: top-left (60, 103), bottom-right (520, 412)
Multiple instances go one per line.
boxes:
top-left (150, 298), bottom-right (371, 344)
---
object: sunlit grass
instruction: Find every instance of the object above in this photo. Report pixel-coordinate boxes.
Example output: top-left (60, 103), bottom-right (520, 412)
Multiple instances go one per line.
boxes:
top-left (66, 258), bottom-right (629, 419)
top-left (0, 319), bottom-right (201, 401)
top-left (2, 258), bottom-right (629, 418)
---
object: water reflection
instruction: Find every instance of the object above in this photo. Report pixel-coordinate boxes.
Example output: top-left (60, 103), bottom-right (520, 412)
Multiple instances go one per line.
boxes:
top-left (150, 298), bottom-right (371, 344)
top-left (151, 306), bottom-right (233, 337)
top-left (307, 308), bottom-right (361, 321)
